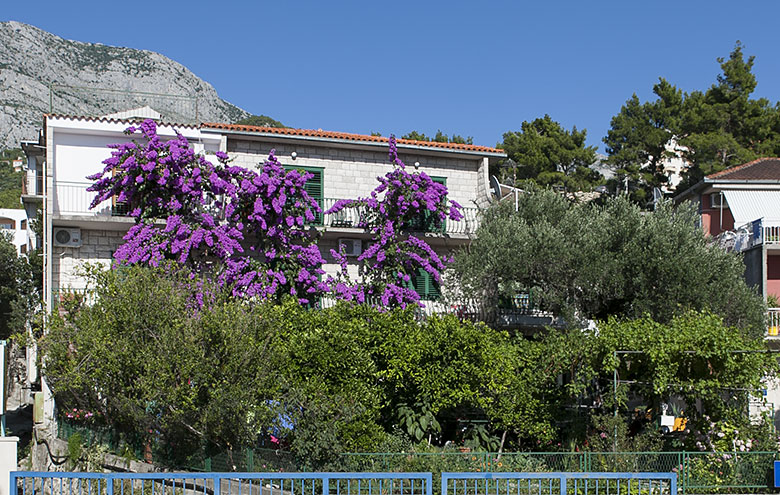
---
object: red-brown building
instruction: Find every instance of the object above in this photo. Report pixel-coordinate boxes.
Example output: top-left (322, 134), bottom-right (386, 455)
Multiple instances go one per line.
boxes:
top-left (676, 157), bottom-right (780, 305)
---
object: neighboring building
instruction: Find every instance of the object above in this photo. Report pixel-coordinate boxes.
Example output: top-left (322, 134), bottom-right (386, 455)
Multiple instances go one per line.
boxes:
top-left (0, 208), bottom-right (30, 255)
top-left (675, 157), bottom-right (780, 303)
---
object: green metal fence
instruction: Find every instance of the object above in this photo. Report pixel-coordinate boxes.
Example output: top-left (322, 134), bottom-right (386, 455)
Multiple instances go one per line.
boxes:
top-left (54, 421), bottom-right (778, 494)
top-left (339, 451), bottom-right (779, 494)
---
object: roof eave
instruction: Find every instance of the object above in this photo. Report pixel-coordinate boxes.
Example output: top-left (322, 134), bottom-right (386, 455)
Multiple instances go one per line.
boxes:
top-left (202, 127), bottom-right (507, 159)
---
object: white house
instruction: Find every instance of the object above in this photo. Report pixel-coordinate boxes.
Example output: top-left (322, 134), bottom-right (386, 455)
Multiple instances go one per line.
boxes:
top-left (0, 208), bottom-right (30, 255)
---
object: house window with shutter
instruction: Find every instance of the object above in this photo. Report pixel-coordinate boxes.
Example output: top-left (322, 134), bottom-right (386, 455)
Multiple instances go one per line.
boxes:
top-left (411, 267), bottom-right (441, 301)
top-left (406, 176), bottom-right (447, 233)
top-left (284, 165), bottom-right (324, 225)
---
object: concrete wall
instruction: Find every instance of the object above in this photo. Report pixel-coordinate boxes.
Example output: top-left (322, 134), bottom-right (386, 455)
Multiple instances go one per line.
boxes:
top-left (701, 196), bottom-right (735, 236)
top-left (767, 254), bottom-right (780, 300)
top-left (52, 229), bottom-right (126, 292)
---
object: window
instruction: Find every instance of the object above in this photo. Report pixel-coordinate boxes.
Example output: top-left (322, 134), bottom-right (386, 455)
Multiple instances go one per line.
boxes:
top-left (0, 218), bottom-right (14, 230)
top-left (406, 176), bottom-right (447, 233)
top-left (710, 193), bottom-right (726, 208)
top-left (21, 220), bottom-right (27, 230)
top-left (284, 165), bottom-right (324, 225)
top-left (411, 267), bottom-right (441, 301)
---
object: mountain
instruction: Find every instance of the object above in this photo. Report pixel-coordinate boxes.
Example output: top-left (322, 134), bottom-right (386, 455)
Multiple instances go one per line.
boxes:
top-left (0, 21), bottom-right (253, 149)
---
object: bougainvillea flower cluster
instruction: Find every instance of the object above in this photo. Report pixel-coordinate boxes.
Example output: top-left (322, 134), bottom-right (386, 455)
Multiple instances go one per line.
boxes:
top-left (88, 120), bottom-right (326, 304)
top-left (326, 135), bottom-right (463, 308)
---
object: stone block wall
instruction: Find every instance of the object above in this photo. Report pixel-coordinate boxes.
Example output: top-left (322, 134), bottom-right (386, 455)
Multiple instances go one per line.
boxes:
top-left (226, 139), bottom-right (484, 209)
top-left (52, 228), bottom-right (126, 291)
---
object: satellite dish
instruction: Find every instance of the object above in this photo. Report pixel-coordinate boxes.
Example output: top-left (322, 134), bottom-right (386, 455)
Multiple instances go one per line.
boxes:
top-left (489, 175), bottom-right (502, 202)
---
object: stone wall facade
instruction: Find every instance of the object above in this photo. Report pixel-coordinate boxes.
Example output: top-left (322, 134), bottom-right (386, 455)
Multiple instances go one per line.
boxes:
top-left (226, 139), bottom-right (485, 210)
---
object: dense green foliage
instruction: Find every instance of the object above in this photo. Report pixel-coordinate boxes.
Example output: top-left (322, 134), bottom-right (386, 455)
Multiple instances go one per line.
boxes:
top-left (453, 189), bottom-right (766, 336)
top-left (0, 233), bottom-right (39, 339)
top-left (0, 148), bottom-right (24, 209)
top-left (233, 114), bottom-right (285, 128)
top-left (43, 266), bottom-right (533, 467)
top-left (402, 130), bottom-right (474, 145)
top-left (501, 115), bottom-right (601, 192)
top-left (43, 264), bottom-right (775, 465)
top-left (605, 42), bottom-right (780, 196)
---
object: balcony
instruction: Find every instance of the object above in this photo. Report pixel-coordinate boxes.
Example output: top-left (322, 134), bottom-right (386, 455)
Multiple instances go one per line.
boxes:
top-left (319, 295), bottom-right (554, 330)
top-left (320, 198), bottom-right (479, 236)
top-left (728, 219), bottom-right (780, 252)
top-left (51, 184), bottom-right (481, 236)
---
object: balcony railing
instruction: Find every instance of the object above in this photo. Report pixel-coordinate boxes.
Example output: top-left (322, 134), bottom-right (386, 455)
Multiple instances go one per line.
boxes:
top-left (729, 219), bottom-right (780, 252)
top-left (54, 181), bottom-right (113, 217)
top-left (319, 295), bottom-right (552, 329)
top-left (320, 197), bottom-right (479, 236)
top-left (52, 184), bottom-right (481, 235)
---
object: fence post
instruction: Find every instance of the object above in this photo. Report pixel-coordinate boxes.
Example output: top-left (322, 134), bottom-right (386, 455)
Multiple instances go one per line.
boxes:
top-left (560, 475), bottom-right (567, 495)
top-left (670, 473), bottom-right (678, 495)
top-left (323, 478), bottom-right (329, 495)
top-left (246, 448), bottom-right (254, 471)
top-left (215, 475), bottom-right (221, 495)
top-left (106, 475), bottom-right (114, 495)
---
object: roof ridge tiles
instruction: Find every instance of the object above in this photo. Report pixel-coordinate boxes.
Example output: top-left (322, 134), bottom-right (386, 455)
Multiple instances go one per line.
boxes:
top-left (707, 157), bottom-right (780, 180)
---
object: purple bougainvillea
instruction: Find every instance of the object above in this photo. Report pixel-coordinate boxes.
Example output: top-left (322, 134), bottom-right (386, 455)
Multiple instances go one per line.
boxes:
top-left (88, 122), bottom-right (461, 308)
top-left (326, 135), bottom-right (463, 308)
top-left (88, 120), bottom-right (326, 304)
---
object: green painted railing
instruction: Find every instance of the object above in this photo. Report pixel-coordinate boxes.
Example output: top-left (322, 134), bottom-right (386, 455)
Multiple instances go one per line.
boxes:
top-left (55, 420), bottom-right (777, 493)
top-left (339, 451), bottom-right (779, 494)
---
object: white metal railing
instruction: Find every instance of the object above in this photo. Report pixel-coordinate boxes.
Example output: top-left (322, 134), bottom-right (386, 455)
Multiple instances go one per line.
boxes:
top-left (51, 185), bottom-right (482, 235)
top-left (764, 224), bottom-right (780, 244)
top-left (768, 308), bottom-right (780, 337)
top-left (320, 197), bottom-right (480, 236)
top-left (53, 181), bottom-right (112, 216)
top-left (730, 219), bottom-right (780, 251)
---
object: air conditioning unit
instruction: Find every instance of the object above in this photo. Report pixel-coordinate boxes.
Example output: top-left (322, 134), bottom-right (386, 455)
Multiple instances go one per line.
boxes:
top-left (338, 238), bottom-right (362, 257)
top-left (53, 227), bottom-right (82, 248)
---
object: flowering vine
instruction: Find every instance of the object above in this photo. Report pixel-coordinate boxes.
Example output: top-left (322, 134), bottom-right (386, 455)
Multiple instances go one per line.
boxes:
top-left (326, 135), bottom-right (463, 308)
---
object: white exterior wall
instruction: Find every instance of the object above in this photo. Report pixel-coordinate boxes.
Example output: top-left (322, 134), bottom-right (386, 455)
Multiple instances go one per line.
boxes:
top-left (43, 117), bottom-right (223, 309)
top-left (0, 208), bottom-right (29, 255)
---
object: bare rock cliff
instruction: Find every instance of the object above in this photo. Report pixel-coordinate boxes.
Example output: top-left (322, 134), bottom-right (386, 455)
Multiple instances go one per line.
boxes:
top-left (0, 21), bottom-right (252, 148)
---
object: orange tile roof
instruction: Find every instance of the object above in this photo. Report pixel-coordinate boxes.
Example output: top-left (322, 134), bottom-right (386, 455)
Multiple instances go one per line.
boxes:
top-left (202, 122), bottom-right (505, 155)
top-left (707, 157), bottom-right (780, 181)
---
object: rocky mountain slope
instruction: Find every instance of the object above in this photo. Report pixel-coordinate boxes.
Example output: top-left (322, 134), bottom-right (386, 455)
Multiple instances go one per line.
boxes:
top-left (0, 21), bottom-right (252, 148)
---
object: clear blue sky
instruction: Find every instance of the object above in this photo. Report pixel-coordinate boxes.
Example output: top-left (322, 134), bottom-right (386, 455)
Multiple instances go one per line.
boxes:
top-left (6, 1), bottom-right (780, 152)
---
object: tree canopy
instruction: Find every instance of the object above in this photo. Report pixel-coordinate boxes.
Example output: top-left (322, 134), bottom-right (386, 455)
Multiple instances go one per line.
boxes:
top-left (604, 42), bottom-right (780, 195)
top-left (402, 130), bottom-right (473, 145)
top-left (0, 149), bottom-right (24, 209)
top-left (501, 115), bottom-right (601, 192)
top-left (452, 189), bottom-right (765, 337)
top-left (0, 233), bottom-right (39, 339)
top-left (233, 114), bottom-right (285, 128)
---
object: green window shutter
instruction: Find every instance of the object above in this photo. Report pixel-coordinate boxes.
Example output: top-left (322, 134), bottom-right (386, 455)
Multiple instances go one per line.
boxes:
top-left (285, 165), bottom-right (323, 225)
top-left (428, 176), bottom-right (447, 233)
top-left (411, 268), bottom-right (441, 301)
